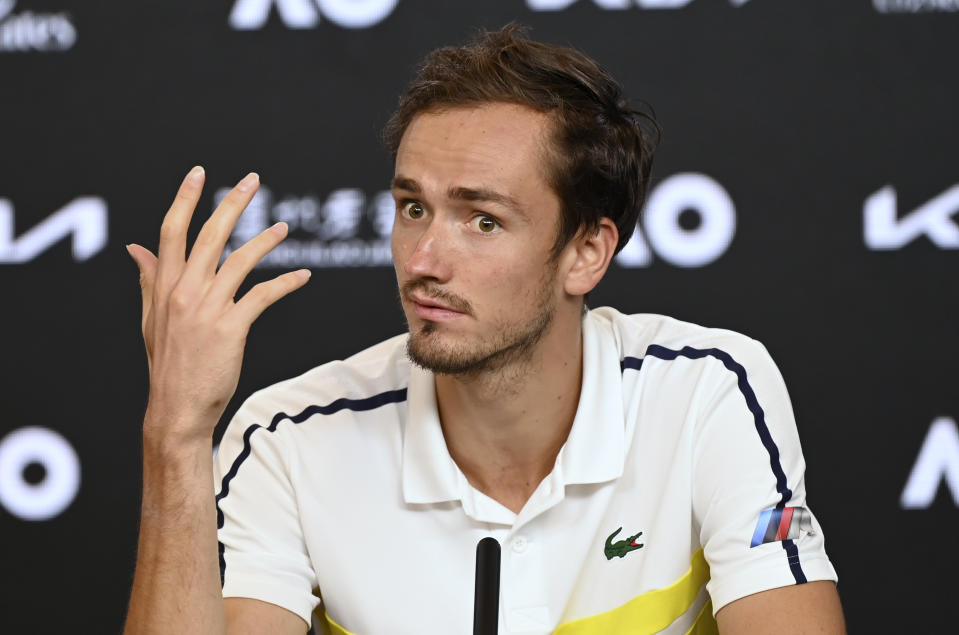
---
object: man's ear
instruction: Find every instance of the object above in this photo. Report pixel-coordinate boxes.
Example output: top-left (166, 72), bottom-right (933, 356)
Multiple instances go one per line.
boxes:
top-left (562, 217), bottom-right (618, 296)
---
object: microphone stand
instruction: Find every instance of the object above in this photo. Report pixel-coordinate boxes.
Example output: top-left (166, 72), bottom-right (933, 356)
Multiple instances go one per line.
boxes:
top-left (473, 537), bottom-right (501, 635)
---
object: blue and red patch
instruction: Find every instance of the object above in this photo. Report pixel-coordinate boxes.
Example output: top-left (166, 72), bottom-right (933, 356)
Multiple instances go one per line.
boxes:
top-left (750, 506), bottom-right (811, 548)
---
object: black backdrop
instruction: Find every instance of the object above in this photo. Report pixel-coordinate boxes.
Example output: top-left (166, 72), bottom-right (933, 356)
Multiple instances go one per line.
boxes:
top-left (1, 1), bottom-right (957, 632)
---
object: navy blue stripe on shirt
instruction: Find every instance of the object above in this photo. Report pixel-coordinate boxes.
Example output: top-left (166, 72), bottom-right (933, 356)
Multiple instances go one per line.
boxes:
top-left (624, 344), bottom-right (806, 584)
top-left (782, 539), bottom-right (808, 584)
top-left (218, 540), bottom-right (226, 586)
top-left (216, 387), bottom-right (408, 584)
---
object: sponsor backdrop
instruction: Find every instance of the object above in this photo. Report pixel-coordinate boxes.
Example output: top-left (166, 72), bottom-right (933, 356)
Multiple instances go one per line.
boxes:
top-left (1, 0), bottom-right (956, 632)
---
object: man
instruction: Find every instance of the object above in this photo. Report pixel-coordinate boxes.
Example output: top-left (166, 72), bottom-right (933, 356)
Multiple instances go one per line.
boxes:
top-left (124, 25), bottom-right (845, 635)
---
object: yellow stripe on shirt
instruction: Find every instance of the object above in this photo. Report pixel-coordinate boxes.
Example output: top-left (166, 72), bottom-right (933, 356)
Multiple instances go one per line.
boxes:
top-left (321, 610), bottom-right (356, 635)
top-left (685, 598), bottom-right (718, 635)
top-left (317, 549), bottom-right (714, 635)
top-left (553, 548), bottom-right (714, 635)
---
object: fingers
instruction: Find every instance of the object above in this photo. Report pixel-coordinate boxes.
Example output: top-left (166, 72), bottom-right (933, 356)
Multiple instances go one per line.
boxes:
top-left (206, 221), bottom-right (289, 306)
top-left (147, 167), bottom-right (304, 333)
top-left (156, 166), bottom-right (205, 292)
top-left (232, 269), bottom-right (311, 327)
top-left (182, 172), bottom-right (260, 283)
top-left (126, 243), bottom-right (158, 319)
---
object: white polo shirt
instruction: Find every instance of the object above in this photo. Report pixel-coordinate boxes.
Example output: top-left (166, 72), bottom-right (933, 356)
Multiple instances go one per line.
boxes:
top-left (214, 307), bottom-right (837, 635)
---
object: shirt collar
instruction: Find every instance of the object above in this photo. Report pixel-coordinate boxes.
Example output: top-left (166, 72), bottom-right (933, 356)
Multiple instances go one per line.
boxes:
top-left (402, 362), bottom-right (462, 504)
top-left (401, 311), bottom-right (626, 505)
top-left (556, 310), bottom-right (626, 486)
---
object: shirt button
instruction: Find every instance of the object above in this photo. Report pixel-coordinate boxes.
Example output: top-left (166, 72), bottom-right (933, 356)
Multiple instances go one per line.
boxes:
top-left (511, 536), bottom-right (528, 553)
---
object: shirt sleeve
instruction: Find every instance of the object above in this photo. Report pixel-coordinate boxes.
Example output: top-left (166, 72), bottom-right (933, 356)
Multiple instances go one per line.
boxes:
top-left (213, 395), bottom-right (320, 626)
top-left (690, 338), bottom-right (838, 614)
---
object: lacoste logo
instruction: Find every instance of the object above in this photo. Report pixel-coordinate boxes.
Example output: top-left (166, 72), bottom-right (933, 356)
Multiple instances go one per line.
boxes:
top-left (604, 527), bottom-right (644, 560)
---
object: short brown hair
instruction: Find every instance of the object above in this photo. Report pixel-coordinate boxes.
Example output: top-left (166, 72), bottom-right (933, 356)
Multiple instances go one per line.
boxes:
top-left (383, 24), bottom-right (660, 256)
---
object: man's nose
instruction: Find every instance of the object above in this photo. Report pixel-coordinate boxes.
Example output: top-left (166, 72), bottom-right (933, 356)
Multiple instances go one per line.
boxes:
top-left (403, 217), bottom-right (453, 282)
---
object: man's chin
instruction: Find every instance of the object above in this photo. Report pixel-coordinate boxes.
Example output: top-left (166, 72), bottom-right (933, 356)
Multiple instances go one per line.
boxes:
top-left (405, 328), bottom-right (544, 377)
top-left (406, 330), bottom-right (475, 375)
top-left (404, 294), bottom-right (554, 376)
top-left (405, 326), bottom-right (500, 375)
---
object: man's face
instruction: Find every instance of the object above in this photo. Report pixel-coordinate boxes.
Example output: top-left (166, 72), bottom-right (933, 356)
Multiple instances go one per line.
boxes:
top-left (390, 103), bottom-right (566, 375)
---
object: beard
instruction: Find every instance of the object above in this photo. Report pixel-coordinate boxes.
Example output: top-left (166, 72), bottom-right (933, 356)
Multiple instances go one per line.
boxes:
top-left (402, 268), bottom-right (557, 376)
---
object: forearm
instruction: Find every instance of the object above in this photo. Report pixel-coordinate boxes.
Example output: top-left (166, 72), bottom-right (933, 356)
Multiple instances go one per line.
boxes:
top-left (124, 416), bottom-right (225, 635)
top-left (123, 168), bottom-right (309, 634)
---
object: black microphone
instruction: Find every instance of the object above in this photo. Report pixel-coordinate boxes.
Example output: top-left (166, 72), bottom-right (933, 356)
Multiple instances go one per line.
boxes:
top-left (473, 536), bottom-right (501, 635)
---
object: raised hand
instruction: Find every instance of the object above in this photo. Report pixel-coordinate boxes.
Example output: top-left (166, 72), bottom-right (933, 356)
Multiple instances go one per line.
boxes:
top-left (123, 167), bottom-right (312, 634)
top-left (126, 166), bottom-right (310, 444)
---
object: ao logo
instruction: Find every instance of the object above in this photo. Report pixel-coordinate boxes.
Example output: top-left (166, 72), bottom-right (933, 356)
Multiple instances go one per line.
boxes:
top-left (0, 198), bottom-right (108, 263)
top-left (864, 184), bottom-right (959, 250)
top-left (0, 427), bottom-right (80, 521)
top-left (616, 173), bottom-right (736, 268)
top-left (0, 0), bottom-right (76, 52)
top-left (229, 0), bottom-right (398, 30)
top-left (901, 417), bottom-right (959, 509)
top-left (873, 0), bottom-right (959, 12)
top-left (528, 0), bottom-right (752, 10)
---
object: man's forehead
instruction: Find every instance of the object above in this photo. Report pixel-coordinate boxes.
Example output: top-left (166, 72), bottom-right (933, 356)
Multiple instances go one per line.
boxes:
top-left (394, 103), bottom-right (556, 193)
top-left (399, 104), bottom-right (552, 155)
top-left (407, 101), bottom-right (552, 127)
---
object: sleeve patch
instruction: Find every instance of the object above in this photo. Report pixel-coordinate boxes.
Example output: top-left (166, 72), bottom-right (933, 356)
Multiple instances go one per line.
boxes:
top-left (750, 506), bottom-right (813, 548)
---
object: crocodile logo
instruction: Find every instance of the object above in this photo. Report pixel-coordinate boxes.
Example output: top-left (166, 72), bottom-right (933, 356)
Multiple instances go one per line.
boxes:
top-left (604, 527), bottom-right (644, 560)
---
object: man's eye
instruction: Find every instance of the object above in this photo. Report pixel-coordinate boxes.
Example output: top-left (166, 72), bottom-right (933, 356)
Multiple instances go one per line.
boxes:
top-left (402, 202), bottom-right (425, 219)
top-left (475, 215), bottom-right (499, 233)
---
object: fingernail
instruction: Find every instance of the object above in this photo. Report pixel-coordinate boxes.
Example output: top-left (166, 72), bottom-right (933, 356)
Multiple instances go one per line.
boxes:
top-left (125, 244), bottom-right (133, 257)
top-left (269, 221), bottom-right (287, 235)
top-left (236, 172), bottom-right (259, 192)
top-left (188, 166), bottom-right (205, 183)
top-left (295, 269), bottom-right (311, 280)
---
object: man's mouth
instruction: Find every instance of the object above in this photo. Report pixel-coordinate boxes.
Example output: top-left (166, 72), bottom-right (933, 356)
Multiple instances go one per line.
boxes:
top-left (402, 282), bottom-right (473, 323)
top-left (409, 293), bottom-right (468, 322)
top-left (409, 293), bottom-right (455, 311)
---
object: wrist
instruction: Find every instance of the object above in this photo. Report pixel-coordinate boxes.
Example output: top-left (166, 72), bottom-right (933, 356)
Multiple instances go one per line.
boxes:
top-left (142, 409), bottom-right (217, 458)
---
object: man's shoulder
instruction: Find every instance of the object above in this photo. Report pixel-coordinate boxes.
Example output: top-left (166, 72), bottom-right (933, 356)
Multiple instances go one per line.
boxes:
top-left (590, 306), bottom-right (769, 361)
top-left (234, 333), bottom-right (412, 422)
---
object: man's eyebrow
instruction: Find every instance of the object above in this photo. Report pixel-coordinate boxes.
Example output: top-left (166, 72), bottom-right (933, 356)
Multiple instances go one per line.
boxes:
top-left (391, 176), bottom-right (420, 193)
top-left (391, 177), bottom-right (527, 217)
top-left (447, 186), bottom-right (526, 216)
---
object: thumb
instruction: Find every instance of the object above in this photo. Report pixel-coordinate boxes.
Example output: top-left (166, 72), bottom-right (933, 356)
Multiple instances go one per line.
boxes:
top-left (126, 243), bottom-right (158, 318)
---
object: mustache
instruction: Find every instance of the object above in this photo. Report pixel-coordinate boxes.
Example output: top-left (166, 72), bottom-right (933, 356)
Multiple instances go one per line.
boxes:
top-left (400, 279), bottom-right (474, 316)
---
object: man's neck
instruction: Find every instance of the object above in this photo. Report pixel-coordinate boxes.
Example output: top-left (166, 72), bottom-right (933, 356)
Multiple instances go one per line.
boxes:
top-left (434, 310), bottom-right (585, 514)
